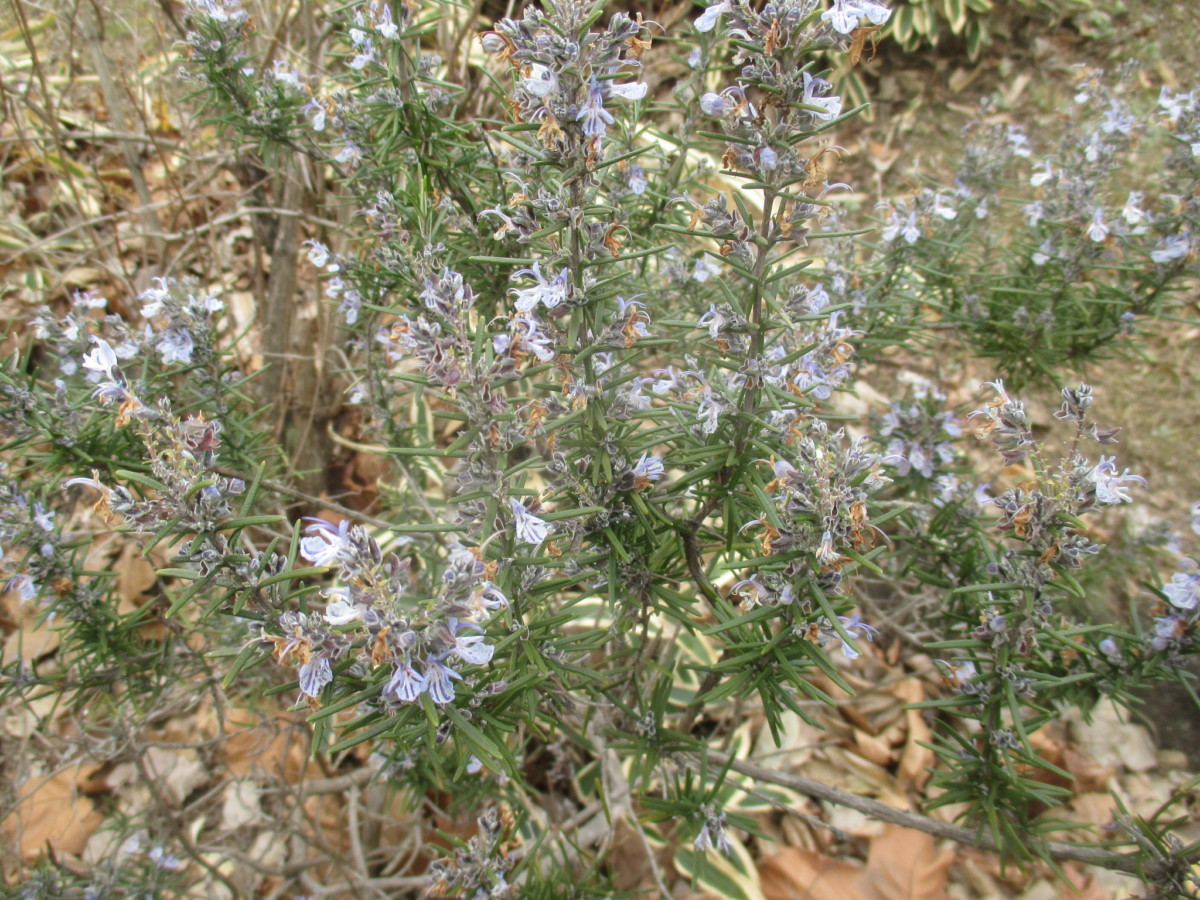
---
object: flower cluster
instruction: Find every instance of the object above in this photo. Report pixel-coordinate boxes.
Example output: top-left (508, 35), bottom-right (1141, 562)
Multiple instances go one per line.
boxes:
top-left (0, 469), bottom-right (72, 610)
top-left (974, 381), bottom-right (1144, 593)
top-left (65, 396), bottom-right (244, 536)
top-left (273, 525), bottom-right (507, 707)
top-left (968, 379), bottom-right (1034, 465)
top-left (138, 277), bottom-right (225, 369)
top-left (877, 188), bottom-right (959, 247)
top-left (694, 0), bottom-right (889, 181)
top-left (878, 384), bottom-right (961, 479)
top-left (779, 287), bottom-right (860, 400)
top-left (1150, 557), bottom-right (1200, 662)
top-left (426, 807), bottom-right (514, 898)
top-left (737, 419), bottom-right (884, 599)
top-left (481, 5), bottom-right (648, 163)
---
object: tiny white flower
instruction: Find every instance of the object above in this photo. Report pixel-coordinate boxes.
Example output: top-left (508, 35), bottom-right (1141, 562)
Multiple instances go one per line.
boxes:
top-left (454, 632), bottom-right (494, 666)
top-left (82, 337), bottom-right (119, 377)
top-left (1030, 162), bottom-right (1054, 187)
top-left (1163, 559), bottom-right (1200, 611)
top-left (323, 598), bottom-right (360, 626)
top-left (632, 453), bottom-right (665, 483)
top-left (699, 91), bottom-right (735, 118)
top-left (521, 63), bottom-right (558, 99)
top-left (695, 0), bottom-right (732, 32)
top-left (801, 71), bottom-right (841, 122)
top-left (305, 240), bottom-right (331, 268)
top-left (609, 81), bottom-right (647, 101)
top-left (1122, 191), bottom-right (1147, 226)
top-left (822, 0), bottom-right (862, 34)
top-left (375, 5), bottom-right (399, 39)
top-left (1150, 233), bottom-right (1189, 264)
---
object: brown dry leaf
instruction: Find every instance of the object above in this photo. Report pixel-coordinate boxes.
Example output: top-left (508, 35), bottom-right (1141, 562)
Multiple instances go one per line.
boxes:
top-left (759, 847), bottom-right (866, 900)
top-left (892, 679), bottom-right (934, 789)
top-left (867, 139), bottom-right (901, 174)
top-left (221, 718), bottom-right (309, 783)
top-left (142, 747), bottom-right (208, 807)
top-left (113, 544), bottom-right (166, 639)
top-left (897, 710), bottom-right (933, 789)
top-left (114, 543), bottom-right (156, 608)
top-left (864, 826), bottom-right (954, 900)
top-left (3, 767), bottom-right (104, 859)
top-left (825, 745), bottom-right (893, 792)
top-left (610, 818), bottom-right (655, 893)
top-left (2, 600), bottom-right (60, 666)
top-left (1065, 867), bottom-right (1113, 900)
top-left (62, 267), bottom-right (108, 288)
top-left (854, 729), bottom-right (895, 767)
top-left (1061, 746), bottom-right (1116, 793)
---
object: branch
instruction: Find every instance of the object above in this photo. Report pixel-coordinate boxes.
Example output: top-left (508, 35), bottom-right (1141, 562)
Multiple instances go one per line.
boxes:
top-left (696, 750), bottom-right (1196, 877)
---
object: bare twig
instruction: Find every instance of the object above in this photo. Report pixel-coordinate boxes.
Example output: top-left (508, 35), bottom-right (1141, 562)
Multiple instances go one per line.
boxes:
top-left (694, 749), bottom-right (1196, 876)
top-left (80, 0), bottom-right (166, 262)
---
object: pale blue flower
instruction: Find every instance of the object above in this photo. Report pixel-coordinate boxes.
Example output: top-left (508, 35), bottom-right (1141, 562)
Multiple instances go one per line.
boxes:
top-left (695, 0), bottom-right (732, 32)
top-left (577, 76), bottom-right (615, 139)
top-left (510, 262), bottom-right (570, 312)
top-left (82, 336), bottom-right (119, 379)
top-left (632, 453), bottom-right (664, 483)
top-left (323, 597), bottom-right (361, 626)
top-left (831, 613), bottom-right (879, 660)
top-left (521, 63), bottom-right (558, 99)
top-left (298, 657), bottom-right (333, 698)
top-left (424, 657), bottom-right (462, 705)
top-left (509, 498), bottom-right (550, 545)
top-left (449, 618), bottom-right (495, 665)
top-left (1090, 455), bottom-right (1145, 505)
top-left (1122, 191), bottom-right (1148, 226)
top-left (157, 328), bottom-right (195, 365)
top-left (1163, 558), bottom-right (1200, 611)
top-left (384, 657), bottom-right (427, 703)
top-left (300, 518), bottom-right (353, 566)
top-left (1151, 233), bottom-right (1189, 264)
top-left (822, 0), bottom-right (892, 33)
top-left (801, 72), bottom-right (841, 122)
top-left (698, 304), bottom-right (726, 340)
top-left (628, 164), bottom-right (647, 194)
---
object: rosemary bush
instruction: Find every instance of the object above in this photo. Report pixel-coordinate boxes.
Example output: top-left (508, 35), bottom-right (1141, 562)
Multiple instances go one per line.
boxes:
top-left (4, 0), bottom-right (1200, 896)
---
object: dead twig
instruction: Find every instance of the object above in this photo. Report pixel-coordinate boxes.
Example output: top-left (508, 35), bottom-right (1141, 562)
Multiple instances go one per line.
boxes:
top-left (694, 749), bottom-right (1197, 877)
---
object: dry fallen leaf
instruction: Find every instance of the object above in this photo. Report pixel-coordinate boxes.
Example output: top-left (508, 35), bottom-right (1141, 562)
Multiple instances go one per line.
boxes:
top-left (760, 846), bottom-right (866, 900)
top-left (893, 679), bottom-right (934, 789)
top-left (760, 827), bottom-right (953, 900)
top-left (854, 728), bottom-right (896, 767)
top-left (1068, 705), bottom-right (1158, 774)
top-left (864, 826), bottom-right (954, 900)
top-left (114, 543), bottom-right (156, 608)
top-left (3, 766), bottom-right (104, 859)
top-left (221, 717), bottom-right (309, 783)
